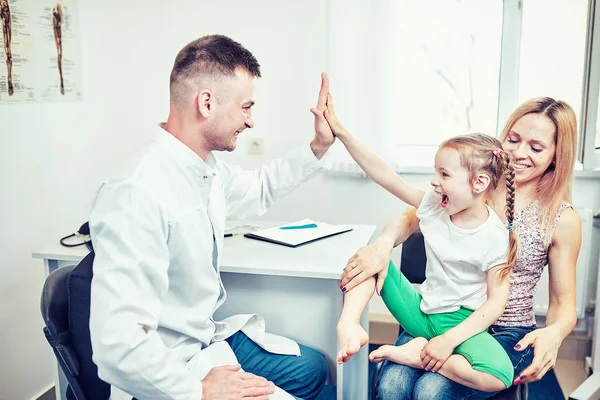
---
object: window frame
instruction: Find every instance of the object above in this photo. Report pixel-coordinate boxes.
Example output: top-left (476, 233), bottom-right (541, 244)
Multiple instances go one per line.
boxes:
top-left (578, 0), bottom-right (600, 170)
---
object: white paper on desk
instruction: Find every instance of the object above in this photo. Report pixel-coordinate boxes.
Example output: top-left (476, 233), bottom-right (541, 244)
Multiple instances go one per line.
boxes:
top-left (189, 341), bottom-right (295, 400)
top-left (245, 219), bottom-right (353, 247)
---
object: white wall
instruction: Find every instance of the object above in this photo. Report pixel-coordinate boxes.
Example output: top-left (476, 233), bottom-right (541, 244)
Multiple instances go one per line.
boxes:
top-left (1, 1), bottom-right (599, 399)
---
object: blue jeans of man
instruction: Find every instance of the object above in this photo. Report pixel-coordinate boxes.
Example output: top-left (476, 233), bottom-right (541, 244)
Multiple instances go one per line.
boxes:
top-left (226, 331), bottom-right (329, 400)
top-left (375, 325), bottom-right (536, 400)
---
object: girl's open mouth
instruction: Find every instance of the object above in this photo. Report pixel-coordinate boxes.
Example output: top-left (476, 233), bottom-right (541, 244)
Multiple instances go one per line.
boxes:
top-left (441, 194), bottom-right (449, 208)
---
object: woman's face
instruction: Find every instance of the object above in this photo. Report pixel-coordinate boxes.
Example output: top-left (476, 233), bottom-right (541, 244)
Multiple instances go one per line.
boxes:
top-left (502, 113), bottom-right (556, 186)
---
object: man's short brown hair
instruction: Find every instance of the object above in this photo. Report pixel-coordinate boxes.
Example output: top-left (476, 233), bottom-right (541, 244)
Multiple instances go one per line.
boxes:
top-left (169, 35), bottom-right (261, 107)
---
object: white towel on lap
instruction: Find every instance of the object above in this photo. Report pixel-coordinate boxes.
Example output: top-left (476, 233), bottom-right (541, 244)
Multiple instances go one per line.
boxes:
top-left (110, 340), bottom-right (295, 400)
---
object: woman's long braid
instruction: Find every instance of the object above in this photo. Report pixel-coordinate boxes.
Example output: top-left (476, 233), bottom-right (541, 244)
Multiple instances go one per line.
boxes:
top-left (502, 151), bottom-right (518, 279)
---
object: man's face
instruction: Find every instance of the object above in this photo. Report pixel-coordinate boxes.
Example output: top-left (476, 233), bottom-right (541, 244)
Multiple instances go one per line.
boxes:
top-left (205, 68), bottom-right (256, 152)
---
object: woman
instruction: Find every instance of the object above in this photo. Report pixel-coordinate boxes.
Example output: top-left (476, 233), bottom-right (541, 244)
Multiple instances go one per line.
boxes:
top-left (338, 97), bottom-right (582, 399)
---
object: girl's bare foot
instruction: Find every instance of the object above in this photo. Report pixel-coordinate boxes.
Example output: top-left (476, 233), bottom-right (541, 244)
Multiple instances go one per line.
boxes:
top-left (336, 323), bottom-right (369, 364)
top-left (369, 337), bottom-right (428, 369)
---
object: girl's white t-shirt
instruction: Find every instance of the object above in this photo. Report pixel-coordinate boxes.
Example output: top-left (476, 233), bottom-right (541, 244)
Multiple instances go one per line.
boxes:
top-left (416, 189), bottom-right (509, 314)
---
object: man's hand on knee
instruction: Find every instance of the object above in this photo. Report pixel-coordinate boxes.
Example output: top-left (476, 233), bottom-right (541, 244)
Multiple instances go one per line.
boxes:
top-left (201, 364), bottom-right (275, 400)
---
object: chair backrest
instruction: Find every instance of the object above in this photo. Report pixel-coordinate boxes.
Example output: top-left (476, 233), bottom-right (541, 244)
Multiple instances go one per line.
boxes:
top-left (41, 264), bottom-right (87, 400)
top-left (40, 251), bottom-right (111, 400)
top-left (399, 230), bottom-right (427, 284)
top-left (67, 250), bottom-right (111, 400)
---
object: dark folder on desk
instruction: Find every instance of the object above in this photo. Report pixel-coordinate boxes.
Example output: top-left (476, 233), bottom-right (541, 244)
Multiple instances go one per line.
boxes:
top-left (244, 219), bottom-right (353, 248)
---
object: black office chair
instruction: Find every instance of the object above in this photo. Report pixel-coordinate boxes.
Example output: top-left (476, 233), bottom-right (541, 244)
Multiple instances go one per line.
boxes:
top-left (41, 251), bottom-right (111, 400)
top-left (371, 231), bottom-right (528, 400)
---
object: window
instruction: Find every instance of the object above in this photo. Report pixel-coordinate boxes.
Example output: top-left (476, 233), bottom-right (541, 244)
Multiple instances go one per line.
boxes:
top-left (393, 1), bottom-right (502, 144)
top-left (328, 0), bottom-right (600, 171)
top-left (518, 0), bottom-right (588, 125)
top-left (579, 0), bottom-right (600, 169)
top-left (597, 97), bottom-right (600, 149)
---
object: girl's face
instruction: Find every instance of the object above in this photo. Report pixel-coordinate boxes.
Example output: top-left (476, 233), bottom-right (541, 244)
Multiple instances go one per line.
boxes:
top-left (502, 113), bottom-right (556, 186)
top-left (430, 147), bottom-right (476, 215)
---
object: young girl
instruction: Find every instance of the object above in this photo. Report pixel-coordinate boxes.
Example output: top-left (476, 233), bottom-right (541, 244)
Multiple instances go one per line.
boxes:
top-left (326, 94), bottom-right (519, 391)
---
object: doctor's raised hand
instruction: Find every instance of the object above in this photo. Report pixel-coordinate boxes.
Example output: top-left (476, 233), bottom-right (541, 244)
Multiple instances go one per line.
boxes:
top-left (309, 72), bottom-right (335, 159)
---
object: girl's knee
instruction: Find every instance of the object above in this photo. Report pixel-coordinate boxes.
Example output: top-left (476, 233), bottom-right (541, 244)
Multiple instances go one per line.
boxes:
top-left (476, 374), bottom-right (509, 392)
top-left (477, 358), bottom-right (514, 391)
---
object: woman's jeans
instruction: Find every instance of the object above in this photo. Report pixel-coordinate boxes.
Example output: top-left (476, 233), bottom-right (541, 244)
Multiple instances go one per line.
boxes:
top-left (375, 325), bottom-right (536, 400)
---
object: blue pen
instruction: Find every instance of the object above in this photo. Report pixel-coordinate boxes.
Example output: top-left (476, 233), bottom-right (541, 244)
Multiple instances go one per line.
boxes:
top-left (279, 223), bottom-right (318, 230)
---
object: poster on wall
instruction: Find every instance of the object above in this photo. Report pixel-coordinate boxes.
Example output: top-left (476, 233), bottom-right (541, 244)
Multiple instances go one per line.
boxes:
top-left (0, 0), bottom-right (81, 103)
top-left (35, 0), bottom-right (82, 101)
top-left (0, 0), bottom-right (36, 102)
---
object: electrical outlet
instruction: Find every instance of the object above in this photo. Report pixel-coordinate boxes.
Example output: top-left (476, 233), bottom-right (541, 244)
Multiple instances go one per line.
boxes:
top-left (248, 138), bottom-right (264, 155)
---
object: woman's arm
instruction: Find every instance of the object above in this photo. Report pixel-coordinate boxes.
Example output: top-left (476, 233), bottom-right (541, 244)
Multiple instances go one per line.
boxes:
top-left (324, 93), bottom-right (425, 209)
top-left (341, 207), bottom-right (420, 294)
top-left (420, 265), bottom-right (510, 372)
top-left (514, 207), bottom-right (581, 385)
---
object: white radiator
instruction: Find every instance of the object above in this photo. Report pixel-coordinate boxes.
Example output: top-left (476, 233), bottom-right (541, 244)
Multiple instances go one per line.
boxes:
top-left (533, 208), bottom-right (593, 318)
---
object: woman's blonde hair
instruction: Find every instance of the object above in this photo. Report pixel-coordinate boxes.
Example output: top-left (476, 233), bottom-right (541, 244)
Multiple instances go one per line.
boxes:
top-left (499, 97), bottom-right (577, 244)
top-left (440, 134), bottom-right (517, 279)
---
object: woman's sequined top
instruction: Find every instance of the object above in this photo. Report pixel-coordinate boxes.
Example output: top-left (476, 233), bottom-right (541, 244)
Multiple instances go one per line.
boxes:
top-left (494, 200), bottom-right (571, 327)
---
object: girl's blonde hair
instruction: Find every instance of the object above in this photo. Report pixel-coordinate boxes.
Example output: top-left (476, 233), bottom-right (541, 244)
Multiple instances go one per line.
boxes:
top-left (499, 97), bottom-right (577, 244)
top-left (440, 134), bottom-right (517, 279)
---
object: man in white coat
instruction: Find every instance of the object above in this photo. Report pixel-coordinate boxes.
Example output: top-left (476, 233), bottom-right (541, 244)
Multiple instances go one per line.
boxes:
top-left (88, 35), bottom-right (334, 400)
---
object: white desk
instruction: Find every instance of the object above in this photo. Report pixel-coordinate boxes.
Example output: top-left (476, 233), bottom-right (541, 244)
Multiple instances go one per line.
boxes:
top-left (33, 222), bottom-right (376, 400)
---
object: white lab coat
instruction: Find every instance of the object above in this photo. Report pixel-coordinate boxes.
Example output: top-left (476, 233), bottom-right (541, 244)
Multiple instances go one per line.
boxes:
top-left (89, 124), bottom-right (327, 399)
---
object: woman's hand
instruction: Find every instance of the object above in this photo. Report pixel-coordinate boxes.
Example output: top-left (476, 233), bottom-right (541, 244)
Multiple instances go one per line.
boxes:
top-left (420, 334), bottom-right (456, 373)
top-left (340, 240), bottom-right (393, 295)
top-left (513, 324), bottom-right (562, 385)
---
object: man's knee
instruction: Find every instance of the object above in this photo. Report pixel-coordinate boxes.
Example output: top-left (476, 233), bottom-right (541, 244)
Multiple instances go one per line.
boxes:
top-left (293, 346), bottom-right (328, 400)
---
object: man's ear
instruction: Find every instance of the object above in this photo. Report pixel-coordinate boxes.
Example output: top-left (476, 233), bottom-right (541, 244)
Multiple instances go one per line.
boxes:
top-left (196, 90), bottom-right (213, 118)
top-left (472, 173), bottom-right (491, 194)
